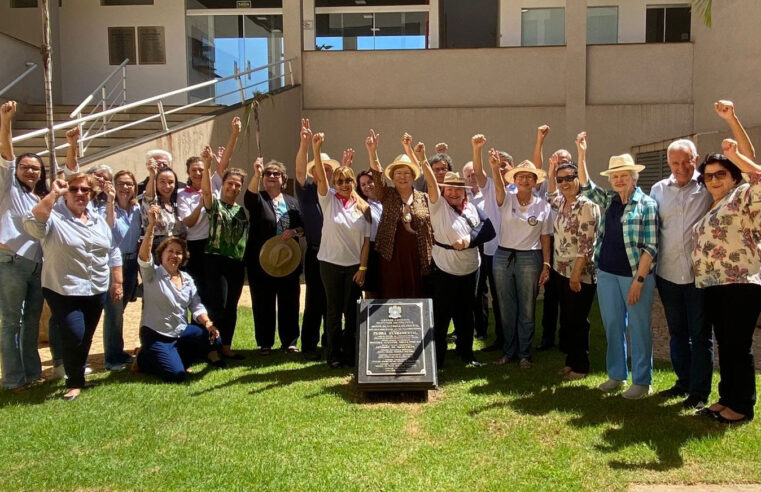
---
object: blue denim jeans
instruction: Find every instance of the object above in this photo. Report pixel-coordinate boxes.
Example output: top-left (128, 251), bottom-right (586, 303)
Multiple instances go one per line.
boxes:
top-left (0, 250), bottom-right (43, 389)
top-left (492, 248), bottom-right (541, 360)
top-left (656, 276), bottom-right (713, 398)
top-left (102, 255), bottom-right (138, 368)
top-left (137, 324), bottom-right (221, 383)
top-left (597, 270), bottom-right (655, 385)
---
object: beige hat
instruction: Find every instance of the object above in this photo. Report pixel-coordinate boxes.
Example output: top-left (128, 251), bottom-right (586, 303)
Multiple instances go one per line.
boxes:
top-left (306, 153), bottom-right (341, 178)
top-left (259, 236), bottom-right (301, 277)
top-left (504, 160), bottom-right (547, 184)
top-left (437, 171), bottom-right (469, 189)
top-left (384, 154), bottom-right (421, 181)
top-left (600, 154), bottom-right (645, 176)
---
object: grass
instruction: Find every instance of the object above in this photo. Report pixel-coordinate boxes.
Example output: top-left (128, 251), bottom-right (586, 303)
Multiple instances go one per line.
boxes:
top-left (1, 301), bottom-right (760, 491)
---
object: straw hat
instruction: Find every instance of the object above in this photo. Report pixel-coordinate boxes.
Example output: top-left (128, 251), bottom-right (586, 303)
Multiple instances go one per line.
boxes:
top-left (306, 153), bottom-right (341, 178)
top-left (504, 160), bottom-right (547, 184)
top-left (437, 171), bottom-right (469, 189)
top-left (599, 154), bottom-right (645, 176)
top-left (259, 236), bottom-right (301, 277)
top-left (384, 154), bottom-right (420, 181)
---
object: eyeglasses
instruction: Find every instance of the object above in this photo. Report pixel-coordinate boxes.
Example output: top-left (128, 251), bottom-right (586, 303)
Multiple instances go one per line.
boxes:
top-left (264, 171), bottom-right (282, 178)
top-left (555, 175), bottom-right (578, 183)
top-left (335, 179), bottom-right (354, 186)
top-left (514, 173), bottom-right (536, 181)
top-left (68, 186), bottom-right (91, 194)
top-left (703, 170), bottom-right (729, 182)
top-left (115, 182), bottom-right (135, 188)
top-left (19, 165), bottom-right (42, 173)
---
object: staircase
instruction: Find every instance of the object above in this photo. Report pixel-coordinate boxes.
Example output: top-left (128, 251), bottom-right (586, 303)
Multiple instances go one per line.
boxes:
top-left (12, 103), bottom-right (221, 165)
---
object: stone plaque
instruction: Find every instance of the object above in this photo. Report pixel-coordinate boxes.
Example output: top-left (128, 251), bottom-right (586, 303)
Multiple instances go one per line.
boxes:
top-left (356, 299), bottom-right (438, 392)
top-left (137, 26), bottom-right (166, 65)
top-left (107, 27), bottom-right (136, 66)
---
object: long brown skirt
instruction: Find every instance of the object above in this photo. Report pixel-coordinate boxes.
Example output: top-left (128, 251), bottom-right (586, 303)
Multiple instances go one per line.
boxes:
top-left (379, 222), bottom-right (423, 299)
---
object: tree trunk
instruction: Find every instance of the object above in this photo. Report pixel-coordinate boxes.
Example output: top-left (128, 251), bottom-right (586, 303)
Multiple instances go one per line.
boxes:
top-left (40, 0), bottom-right (57, 177)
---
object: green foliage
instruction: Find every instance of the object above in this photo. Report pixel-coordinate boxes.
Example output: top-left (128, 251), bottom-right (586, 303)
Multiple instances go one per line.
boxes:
top-left (693, 0), bottom-right (713, 27)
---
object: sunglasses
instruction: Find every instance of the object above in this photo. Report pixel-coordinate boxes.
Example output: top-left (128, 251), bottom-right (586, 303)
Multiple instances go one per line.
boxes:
top-left (703, 170), bottom-right (729, 182)
top-left (264, 171), bottom-right (282, 178)
top-left (68, 186), bottom-right (91, 194)
top-left (555, 175), bottom-right (578, 183)
top-left (335, 179), bottom-right (354, 186)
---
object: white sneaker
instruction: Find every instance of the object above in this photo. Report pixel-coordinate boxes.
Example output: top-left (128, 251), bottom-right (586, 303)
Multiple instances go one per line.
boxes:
top-left (597, 378), bottom-right (625, 393)
top-left (51, 364), bottom-right (66, 380)
top-left (622, 384), bottom-right (652, 400)
top-left (84, 365), bottom-right (93, 375)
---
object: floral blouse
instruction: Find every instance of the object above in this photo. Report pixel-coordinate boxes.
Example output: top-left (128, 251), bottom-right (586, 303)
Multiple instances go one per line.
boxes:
top-left (548, 192), bottom-right (601, 284)
top-left (692, 172), bottom-right (761, 288)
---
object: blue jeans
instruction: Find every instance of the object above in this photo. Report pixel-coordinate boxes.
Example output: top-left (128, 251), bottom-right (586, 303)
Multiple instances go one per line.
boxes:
top-left (137, 325), bottom-right (221, 383)
top-left (656, 276), bottom-right (713, 398)
top-left (0, 250), bottom-right (43, 389)
top-left (597, 270), bottom-right (655, 385)
top-left (102, 255), bottom-right (138, 368)
top-left (492, 248), bottom-right (541, 360)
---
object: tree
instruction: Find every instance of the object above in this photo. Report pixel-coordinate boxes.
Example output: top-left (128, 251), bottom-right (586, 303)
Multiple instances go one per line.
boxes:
top-left (39, 0), bottom-right (58, 176)
top-left (693, 0), bottom-right (712, 27)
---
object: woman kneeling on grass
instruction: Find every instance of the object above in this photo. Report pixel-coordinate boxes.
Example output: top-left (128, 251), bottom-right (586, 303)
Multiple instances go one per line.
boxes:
top-left (132, 205), bottom-right (225, 383)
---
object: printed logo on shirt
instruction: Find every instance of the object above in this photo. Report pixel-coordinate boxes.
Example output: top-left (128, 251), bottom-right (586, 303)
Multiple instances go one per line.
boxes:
top-left (527, 216), bottom-right (538, 226)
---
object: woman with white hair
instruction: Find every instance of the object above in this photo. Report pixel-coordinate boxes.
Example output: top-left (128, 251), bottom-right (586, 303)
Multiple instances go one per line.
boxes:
top-left (577, 132), bottom-right (658, 400)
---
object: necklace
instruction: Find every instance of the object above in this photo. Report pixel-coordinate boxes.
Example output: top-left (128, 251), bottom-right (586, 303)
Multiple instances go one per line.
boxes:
top-left (517, 194), bottom-right (531, 212)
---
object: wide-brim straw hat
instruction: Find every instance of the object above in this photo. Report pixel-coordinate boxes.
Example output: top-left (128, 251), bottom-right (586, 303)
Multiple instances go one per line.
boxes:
top-left (384, 154), bottom-right (421, 181)
top-left (437, 171), bottom-right (469, 189)
top-left (306, 153), bottom-right (341, 178)
top-left (600, 153), bottom-right (645, 176)
top-left (504, 160), bottom-right (547, 184)
top-left (259, 236), bottom-right (301, 277)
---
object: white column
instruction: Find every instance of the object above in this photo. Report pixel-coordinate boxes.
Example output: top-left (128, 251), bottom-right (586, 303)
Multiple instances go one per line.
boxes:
top-left (428, 0), bottom-right (439, 49)
top-left (283, 0), bottom-right (303, 84)
top-left (302, 0), bottom-right (315, 52)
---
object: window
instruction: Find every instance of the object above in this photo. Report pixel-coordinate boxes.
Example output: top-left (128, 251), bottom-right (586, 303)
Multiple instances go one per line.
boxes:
top-left (101, 0), bottom-right (154, 4)
top-left (315, 11), bottom-right (427, 50)
top-left (439, 0), bottom-right (498, 49)
top-left (11, 0), bottom-right (38, 7)
top-left (646, 5), bottom-right (691, 43)
top-left (635, 149), bottom-right (668, 193)
top-left (587, 6), bottom-right (618, 44)
top-left (521, 8), bottom-right (565, 47)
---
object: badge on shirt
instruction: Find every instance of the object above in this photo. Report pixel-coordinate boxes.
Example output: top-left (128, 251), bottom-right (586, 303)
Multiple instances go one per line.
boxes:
top-left (527, 216), bottom-right (538, 226)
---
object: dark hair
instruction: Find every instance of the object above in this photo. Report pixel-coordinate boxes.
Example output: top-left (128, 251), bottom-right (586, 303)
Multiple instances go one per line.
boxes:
top-left (697, 153), bottom-right (743, 185)
top-left (15, 153), bottom-right (49, 197)
top-left (222, 167), bottom-right (247, 184)
top-left (428, 153), bottom-right (453, 171)
top-left (356, 170), bottom-right (373, 201)
top-left (556, 162), bottom-right (578, 174)
top-left (185, 156), bottom-right (203, 187)
top-left (155, 237), bottom-right (190, 268)
top-left (263, 160), bottom-right (287, 189)
top-left (155, 166), bottom-right (179, 205)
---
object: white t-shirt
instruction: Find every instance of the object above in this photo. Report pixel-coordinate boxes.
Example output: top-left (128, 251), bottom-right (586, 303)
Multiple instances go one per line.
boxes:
top-left (430, 197), bottom-right (481, 276)
top-left (176, 173), bottom-right (222, 241)
top-left (498, 190), bottom-right (552, 250)
top-left (317, 189), bottom-right (371, 266)
top-left (480, 177), bottom-right (502, 256)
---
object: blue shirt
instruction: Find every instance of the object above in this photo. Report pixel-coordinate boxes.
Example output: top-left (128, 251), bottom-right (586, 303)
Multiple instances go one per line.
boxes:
top-left (0, 157), bottom-right (42, 262)
top-left (295, 179), bottom-right (324, 248)
top-left (107, 203), bottom-right (142, 255)
top-left (138, 256), bottom-right (206, 338)
top-left (24, 201), bottom-right (122, 296)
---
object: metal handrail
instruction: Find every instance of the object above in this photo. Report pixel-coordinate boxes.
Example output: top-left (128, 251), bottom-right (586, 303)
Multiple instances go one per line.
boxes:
top-left (69, 59), bottom-right (130, 118)
top-left (0, 62), bottom-right (38, 97)
top-left (12, 57), bottom-right (296, 157)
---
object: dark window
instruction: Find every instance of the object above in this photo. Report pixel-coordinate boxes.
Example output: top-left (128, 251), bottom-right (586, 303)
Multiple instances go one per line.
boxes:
top-left (635, 150), bottom-right (668, 193)
top-left (439, 0), bottom-right (497, 49)
top-left (187, 0), bottom-right (283, 7)
top-left (101, 0), bottom-right (154, 4)
top-left (316, 0), bottom-right (427, 5)
top-left (11, 0), bottom-right (38, 7)
top-left (646, 6), bottom-right (691, 43)
top-left (316, 11), bottom-right (426, 50)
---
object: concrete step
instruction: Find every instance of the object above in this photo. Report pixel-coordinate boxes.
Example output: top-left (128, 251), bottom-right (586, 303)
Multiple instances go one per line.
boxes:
top-left (13, 120), bottom-right (166, 131)
top-left (23, 104), bottom-right (220, 116)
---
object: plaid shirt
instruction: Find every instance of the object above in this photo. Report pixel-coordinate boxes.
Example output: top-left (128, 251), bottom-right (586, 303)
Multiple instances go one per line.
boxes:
top-left (581, 179), bottom-right (658, 275)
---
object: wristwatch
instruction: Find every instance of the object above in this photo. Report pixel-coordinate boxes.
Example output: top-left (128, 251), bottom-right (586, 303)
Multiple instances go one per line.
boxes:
top-left (636, 275), bottom-right (645, 283)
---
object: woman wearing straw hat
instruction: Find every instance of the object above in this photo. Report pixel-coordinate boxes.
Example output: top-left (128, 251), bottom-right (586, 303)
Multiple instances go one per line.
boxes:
top-left (365, 130), bottom-right (434, 299)
top-left (417, 140), bottom-right (495, 369)
top-left (577, 132), bottom-right (658, 400)
top-left (489, 153), bottom-right (552, 370)
top-left (311, 131), bottom-right (371, 369)
top-left (244, 156), bottom-right (304, 355)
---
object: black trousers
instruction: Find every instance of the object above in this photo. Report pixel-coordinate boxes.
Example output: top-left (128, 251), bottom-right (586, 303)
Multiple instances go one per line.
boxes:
top-left (705, 283), bottom-right (761, 419)
top-left (185, 238), bottom-right (209, 305)
top-left (556, 273), bottom-right (596, 374)
top-left (248, 263), bottom-right (300, 349)
top-left (474, 253), bottom-right (502, 344)
top-left (540, 237), bottom-right (560, 348)
top-left (319, 261), bottom-right (361, 366)
top-left (204, 254), bottom-right (245, 347)
top-left (302, 247), bottom-right (327, 352)
top-left (433, 266), bottom-right (479, 367)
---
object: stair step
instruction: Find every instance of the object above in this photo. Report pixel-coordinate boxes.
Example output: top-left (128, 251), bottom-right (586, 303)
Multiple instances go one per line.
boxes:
top-left (23, 104), bottom-right (220, 116)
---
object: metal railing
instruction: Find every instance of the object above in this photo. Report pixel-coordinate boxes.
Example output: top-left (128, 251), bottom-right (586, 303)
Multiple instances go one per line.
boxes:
top-left (0, 62), bottom-right (38, 97)
top-left (69, 59), bottom-right (129, 156)
top-left (12, 57), bottom-right (296, 158)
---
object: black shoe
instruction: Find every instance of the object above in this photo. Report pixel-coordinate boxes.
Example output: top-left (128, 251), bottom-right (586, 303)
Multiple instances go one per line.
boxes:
top-left (657, 386), bottom-right (689, 399)
top-left (222, 352), bottom-right (246, 360)
top-left (481, 343), bottom-right (501, 352)
top-left (303, 350), bottom-right (321, 361)
top-left (536, 342), bottom-right (555, 351)
top-left (211, 359), bottom-right (228, 369)
top-left (474, 334), bottom-right (487, 341)
top-left (682, 394), bottom-right (707, 410)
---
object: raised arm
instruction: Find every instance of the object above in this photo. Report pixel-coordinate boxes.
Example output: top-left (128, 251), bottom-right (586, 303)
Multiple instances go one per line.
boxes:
top-left (471, 134), bottom-right (488, 189)
top-left (409, 137), bottom-right (438, 204)
top-left (64, 127), bottom-right (80, 173)
top-left (576, 132), bottom-right (589, 186)
top-left (489, 148), bottom-right (506, 207)
top-left (143, 159), bottom-right (158, 201)
top-left (247, 157), bottom-right (264, 193)
top-left (366, 129), bottom-right (381, 172)
top-left (216, 116), bottom-right (241, 178)
top-left (342, 148), bottom-right (355, 168)
top-left (103, 180), bottom-right (116, 228)
top-left (295, 118), bottom-right (311, 186)
top-left (715, 100), bottom-right (755, 160)
top-left (0, 101), bottom-right (16, 161)
top-left (311, 132), bottom-right (328, 197)
top-left (547, 154), bottom-right (558, 194)
top-left (139, 204), bottom-right (160, 262)
top-left (722, 138), bottom-right (761, 174)
top-left (200, 145), bottom-right (214, 210)
top-left (532, 124), bottom-right (549, 169)
top-left (30, 178), bottom-right (66, 223)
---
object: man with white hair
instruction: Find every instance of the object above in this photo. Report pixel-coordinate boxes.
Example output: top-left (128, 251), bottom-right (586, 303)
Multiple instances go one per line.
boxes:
top-left (138, 149), bottom-right (181, 195)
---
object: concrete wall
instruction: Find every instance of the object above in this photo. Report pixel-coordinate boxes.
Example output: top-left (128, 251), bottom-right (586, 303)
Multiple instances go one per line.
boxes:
top-left (0, 33), bottom-right (44, 104)
top-left (0, 4), bottom-right (42, 47)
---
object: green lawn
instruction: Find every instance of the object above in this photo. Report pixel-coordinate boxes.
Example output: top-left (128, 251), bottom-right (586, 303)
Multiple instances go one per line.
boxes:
top-left (1, 301), bottom-right (760, 491)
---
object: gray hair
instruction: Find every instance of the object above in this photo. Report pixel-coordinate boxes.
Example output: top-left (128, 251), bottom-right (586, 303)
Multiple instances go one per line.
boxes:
top-left (87, 163), bottom-right (114, 180)
top-left (667, 139), bottom-right (698, 160)
top-left (145, 149), bottom-right (173, 165)
top-left (607, 170), bottom-right (639, 184)
top-left (497, 151), bottom-right (513, 165)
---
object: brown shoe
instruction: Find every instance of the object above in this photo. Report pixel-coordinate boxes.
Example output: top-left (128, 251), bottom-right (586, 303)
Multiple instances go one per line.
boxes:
top-left (519, 358), bottom-right (532, 369)
top-left (494, 355), bottom-right (514, 366)
top-left (557, 366), bottom-right (573, 376)
top-left (563, 371), bottom-right (587, 381)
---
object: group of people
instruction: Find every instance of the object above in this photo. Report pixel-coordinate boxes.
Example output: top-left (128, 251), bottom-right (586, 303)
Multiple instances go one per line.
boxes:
top-left (0, 98), bottom-right (759, 424)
